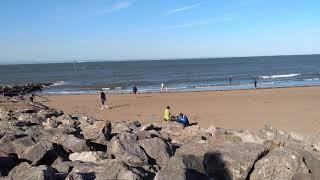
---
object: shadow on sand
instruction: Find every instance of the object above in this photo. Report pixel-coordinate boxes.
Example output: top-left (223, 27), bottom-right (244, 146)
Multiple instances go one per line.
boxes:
top-left (109, 104), bottom-right (129, 109)
top-left (136, 95), bottom-right (152, 99)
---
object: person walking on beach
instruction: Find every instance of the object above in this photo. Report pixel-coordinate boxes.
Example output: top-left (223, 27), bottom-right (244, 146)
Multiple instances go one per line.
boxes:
top-left (161, 83), bottom-right (164, 92)
top-left (133, 83), bottom-right (138, 96)
top-left (100, 89), bottom-right (109, 109)
top-left (164, 106), bottom-right (171, 121)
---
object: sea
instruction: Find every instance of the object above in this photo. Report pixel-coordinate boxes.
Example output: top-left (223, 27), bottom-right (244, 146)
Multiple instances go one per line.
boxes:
top-left (1, 54), bottom-right (320, 95)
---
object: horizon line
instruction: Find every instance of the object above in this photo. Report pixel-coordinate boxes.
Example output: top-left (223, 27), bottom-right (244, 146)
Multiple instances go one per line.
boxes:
top-left (1, 53), bottom-right (319, 65)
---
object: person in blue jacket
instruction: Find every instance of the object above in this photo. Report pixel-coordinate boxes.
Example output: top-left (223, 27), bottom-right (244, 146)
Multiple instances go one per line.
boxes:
top-left (177, 113), bottom-right (189, 127)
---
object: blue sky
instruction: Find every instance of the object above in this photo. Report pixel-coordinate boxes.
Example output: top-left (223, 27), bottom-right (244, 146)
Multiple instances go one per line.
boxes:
top-left (0, 0), bottom-right (320, 64)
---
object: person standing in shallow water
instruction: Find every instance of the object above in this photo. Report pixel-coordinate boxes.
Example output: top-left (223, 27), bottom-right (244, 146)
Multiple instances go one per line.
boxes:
top-left (133, 83), bottom-right (137, 96)
top-left (254, 79), bottom-right (258, 89)
top-left (100, 89), bottom-right (109, 109)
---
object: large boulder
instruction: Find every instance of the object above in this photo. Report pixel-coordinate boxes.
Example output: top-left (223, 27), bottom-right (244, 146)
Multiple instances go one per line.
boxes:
top-left (50, 134), bottom-right (90, 153)
top-left (175, 141), bottom-right (268, 180)
top-left (154, 156), bottom-right (208, 180)
top-left (250, 148), bottom-right (309, 180)
top-left (95, 161), bottom-right (146, 180)
top-left (65, 172), bottom-right (95, 180)
top-left (108, 133), bottom-right (149, 166)
top-left (81, 120), bottom-right (111, 145)
top-left (20, 141), bottom-right (60, 166)
top-left (10, 136), bottom-right (36, 157)
top-left (7, 162), bottom-right (57, 180)
top-left (69, 151), bottom-right (106, 163)
top-left (139, 137), bottom-right (172, 167)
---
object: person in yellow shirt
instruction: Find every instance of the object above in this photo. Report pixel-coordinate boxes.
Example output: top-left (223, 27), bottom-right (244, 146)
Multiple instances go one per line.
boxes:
top-left (164, 106), bottom-right (171, 121)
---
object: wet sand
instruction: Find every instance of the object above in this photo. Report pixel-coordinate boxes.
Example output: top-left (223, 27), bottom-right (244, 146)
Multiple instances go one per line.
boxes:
top-left (45, 87), bottom-right (320, 135)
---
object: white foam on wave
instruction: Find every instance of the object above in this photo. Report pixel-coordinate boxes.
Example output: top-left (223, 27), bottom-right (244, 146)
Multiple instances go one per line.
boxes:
top-left (304, 78), bottom-right (320, 81)
top-left (51, 81), bottom-right (66, 86)
top-left (260, 73), bottom-right (301, 79)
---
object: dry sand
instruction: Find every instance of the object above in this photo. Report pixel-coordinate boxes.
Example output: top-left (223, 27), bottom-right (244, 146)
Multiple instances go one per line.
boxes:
top-left (45, 87), bottom-right (320, 135)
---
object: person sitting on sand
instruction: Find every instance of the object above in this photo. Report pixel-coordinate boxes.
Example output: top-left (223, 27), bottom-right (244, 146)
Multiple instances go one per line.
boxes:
top-left (177, 113), bottom-right (189, 127)
top-left (100, 89), bottom-right (109, 110)
top-left (164, 106), bottom-right (171, 121)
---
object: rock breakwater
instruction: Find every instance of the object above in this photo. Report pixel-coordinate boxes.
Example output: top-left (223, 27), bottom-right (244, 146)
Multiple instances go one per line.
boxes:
top-left (0, 99), bottom-right (320, 179)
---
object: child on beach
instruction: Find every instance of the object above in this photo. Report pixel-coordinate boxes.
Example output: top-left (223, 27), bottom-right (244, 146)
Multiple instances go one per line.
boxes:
top-left (100, 89), bottom-right (109, 109)
top-left (164, 106), bottom-right (171, 121)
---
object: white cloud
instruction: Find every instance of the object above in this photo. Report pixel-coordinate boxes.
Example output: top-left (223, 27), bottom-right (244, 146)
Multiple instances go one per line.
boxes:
top-left (165, 3), bottom-right (201, 16)
top-left (98, 0), bottom-right (135, 14)
top-left (162, 15), bottom-right (234, 30)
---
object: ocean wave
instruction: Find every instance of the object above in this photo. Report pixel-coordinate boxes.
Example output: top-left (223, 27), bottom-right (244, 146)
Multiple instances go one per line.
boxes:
top-left (51, 81), bottom-right (66, 86)
top-left (259, 73), bottom-right (301, 79)
top-left (304, 78), bottom-right (320, 81)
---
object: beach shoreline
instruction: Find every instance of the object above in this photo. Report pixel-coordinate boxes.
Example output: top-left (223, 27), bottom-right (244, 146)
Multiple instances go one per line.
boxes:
top-left (44, 86), bottom-right (320, 135)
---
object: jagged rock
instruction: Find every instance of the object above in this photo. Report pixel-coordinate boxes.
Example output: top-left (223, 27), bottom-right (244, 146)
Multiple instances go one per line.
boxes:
top-left (291, 173), bottom-right (313, 180)
top-left (81, 121), bottom-right (111, 145)
top-left (111, 122), bottom-right (131, 134)
top-left (42, 117), bottom-right (60, 129)
top-left (51, 157), bottom-right (76, 173)
top-left (7, 162), bottom-right (57, 180)
top-left (10, 136), bottom-right (36, 157)
top-left (65, 172), bottom-right (96, 180)
top-left (0, 150), bottom-right (18, 176)
top-left (55, 114), bottom-right (77, 126)
top-left (154, 156), bottom-right (208, 180)
top-left (20, 141), bottom-right (60, 165)
top-left (160, 122), bottom-right (185, 137)
top-left (250, 148), bottom-right (309, 180)
top-left (175, 141), bottom-right (269, 179)
top-left (95, 161), bottom-right (146, 180)
top-left (129, 120), bottom-right (141, 130)
top-left (310, 133), bottom-right (320, 152)
top-left (57, 124), bottom-right (78, 134)
top-left (108, 133), bottom-right (149, 166)
top-left (256, 125), bottom-right (291, 146)
top-left (0, 109), bottom-right (10, 121)
top-left (139, 137), bottom-right (172, 167)
top-left (37, 109), bottom-right (63, 119)
top-left (69, 151), bottom-right (106, 163)
top-left (50, 134), bottom-right (90, 153)
top-left (233, 130), bottom-right (264, 144)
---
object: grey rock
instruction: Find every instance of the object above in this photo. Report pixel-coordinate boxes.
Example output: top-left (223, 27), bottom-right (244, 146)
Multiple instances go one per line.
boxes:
top-left (291, 173), bottom-right (313, 180)
top-left (50, 134), bottom-right (90, 153)
top-left (175, 141), bottom-right (268, 180)
top-left (108, 133), bottom-right (149, 166)
top-left (65, 172), bottom-right (95, 180)
top-left (139, 137), bottom-right (172, 167)
top-left (95, 161), bottom-right (144, 180)
top-left (81, 120), bottom-right (111, 145)
top-left (154, 156), bottom-right (208, 180)
top-left (250, 148), bottom-right (309, 180)
top-left (111, 122), bottom-right (131, 134)
top-left (20, 141), bottom-right (58, 165)
top-left (10, 136), bottom-right (36, 157)
top-left (57, 124), bottom-right (77, 134)
top-left (8, 162), bottom-right (57, 180)
top-left (69, 151), bottom-right (106, 163)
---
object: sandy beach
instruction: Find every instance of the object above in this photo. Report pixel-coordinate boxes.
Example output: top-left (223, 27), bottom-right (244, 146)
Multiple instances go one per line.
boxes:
top-left (45, 87), bottom-right (320, 135)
